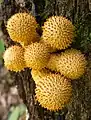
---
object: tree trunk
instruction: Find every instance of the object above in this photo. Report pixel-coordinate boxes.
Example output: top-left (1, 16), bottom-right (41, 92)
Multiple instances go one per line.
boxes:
top-left (0, 0), bottom-right (91, 120)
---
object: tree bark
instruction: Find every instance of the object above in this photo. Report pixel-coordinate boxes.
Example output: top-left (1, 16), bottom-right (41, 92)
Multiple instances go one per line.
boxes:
top-left (0, 0), bottom-right (91, 120)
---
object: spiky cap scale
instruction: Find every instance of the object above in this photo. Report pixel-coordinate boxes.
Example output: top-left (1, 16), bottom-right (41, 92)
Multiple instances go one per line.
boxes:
top-left (35, 73), bottom-right (72, 111)
top-left (3, 45), bottom-right (26, 72)
top-left (41, 16), bottom-right (75, 51)
top-left (7, 13), bottom-right (40, 46)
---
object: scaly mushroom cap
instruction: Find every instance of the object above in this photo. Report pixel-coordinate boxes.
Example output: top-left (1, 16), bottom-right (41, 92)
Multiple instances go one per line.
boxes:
top-left (31, 68), bottom-right (51, 84)
top-left (47, 49), bottom-right (87, 79)
top-left (35, 73), bottom-right (72, 111)
top-left (47, 53), bottom-right (60, 71)
top-left (24, 42), bottom-right (51, 70)
top-left (3, 45), bottom-right (26, 72)
top-left (7, 13), bottom-right (40, 46)
top-left (41, 16), bottom-right (74, 51)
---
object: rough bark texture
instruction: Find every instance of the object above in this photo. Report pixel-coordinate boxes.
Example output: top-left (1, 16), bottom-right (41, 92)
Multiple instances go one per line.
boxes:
top-left (0, 0), bottom-right (91, 120)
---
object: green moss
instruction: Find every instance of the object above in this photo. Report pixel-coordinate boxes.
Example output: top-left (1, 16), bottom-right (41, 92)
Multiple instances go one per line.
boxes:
top-left (72, 17), bottom-right (91, 53)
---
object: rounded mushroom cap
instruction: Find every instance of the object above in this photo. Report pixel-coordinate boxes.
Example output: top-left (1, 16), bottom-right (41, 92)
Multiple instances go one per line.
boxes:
top-left (7, 13), bottom-right (40, 46)
top-left (57, 49), bottom-right (87, 79)
top-left (3, 45), bottom-right (26, 72)
top-left (47, 49), bottom-right (87, 79)
top-left (41, 16), bottom-right (75, 51)
top-left (35, 73), bottom-right (72, 111)
top-left (47, 53), bottom-right (61, 71)
top-left (31, 68), bottom-right (51, 84)
top-left (24, 42), bottom-right (51, 70)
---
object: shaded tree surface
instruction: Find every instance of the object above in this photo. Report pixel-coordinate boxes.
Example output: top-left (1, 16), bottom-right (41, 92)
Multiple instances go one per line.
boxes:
top-left (0, 0), bottom-right (91, 120)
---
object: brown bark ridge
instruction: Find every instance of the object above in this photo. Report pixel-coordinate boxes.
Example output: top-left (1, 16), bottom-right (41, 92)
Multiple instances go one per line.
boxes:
top-left (0, 0), bottom-right (91, 120)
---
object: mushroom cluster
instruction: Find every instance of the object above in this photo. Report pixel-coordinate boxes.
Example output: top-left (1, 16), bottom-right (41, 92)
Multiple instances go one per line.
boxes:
top-left (3, 13), bottom-right (87, 111)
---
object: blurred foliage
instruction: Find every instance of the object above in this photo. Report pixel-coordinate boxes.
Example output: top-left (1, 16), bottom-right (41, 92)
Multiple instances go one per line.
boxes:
top-left (0, 39), bottom-right (5, 53)
top-left (0, 0), bottom-right (3, 4)
top-left (0, 39), bottom-right (5, 63)
top-left (8, 104), bottom-right (26, 120)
